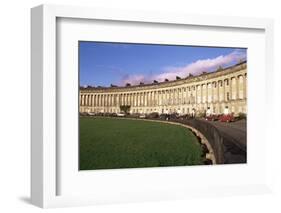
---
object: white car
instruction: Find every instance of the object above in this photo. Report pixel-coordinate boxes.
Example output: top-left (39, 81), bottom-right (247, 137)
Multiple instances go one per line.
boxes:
top-left (139, 114), bottom-right (146, 118)
top-left (117, 113), bottom-right (125, 117)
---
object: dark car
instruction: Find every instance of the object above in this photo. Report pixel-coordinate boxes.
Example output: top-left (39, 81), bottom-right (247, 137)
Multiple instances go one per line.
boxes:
top-left (170, 113), bottom-right (179, 119)
top-left (179, 114), bottom-right (193, 120)
top-left (147, 112), bottom-right (159, 119)
top-left (205, 114), bottom-right (219, 121)
top-left (160, 113), bottom-right (169, 120)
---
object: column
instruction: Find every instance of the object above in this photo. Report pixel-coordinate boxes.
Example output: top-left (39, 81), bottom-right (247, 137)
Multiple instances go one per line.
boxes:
top-left (90, 94), bottom-right (93, 106)
top-left (206, 84), bottom-right (208, 104)
top-left (143, 92), bottom-right (145, 107)
top-left (108, 94), bottom-right (112, 107)
top-left (113, 94), bottom-right (115, 107)
top-left (201, 84), bottom-right (203, 104)
top-left (101, 94), bottom-right (103, 106)
top-left (244, 74), bottom-right (247, 99)
top-left (116, 94), bottom-right (118, 107)
top-left (165, 90), bottom-right (167, 105)
top-left (222, 80), bottom-right (225, 102)
top-left (151, 91), bottom-right (153, 106)
top-left (81, 95), bottom-right (84, 106)
top-left (167, 90), bottom-right (170, 105)
top-left (105, 94), bottom-right (108, 107)
top-left (171, 89), bottom-right (173, 105)
top-left (147, 91), bottom-right (150, 107)
top-left (83, 95), bottom-right (86, 106)
top-left (236, 76), bottom-right (239, 100)
top-left (194, 86), bottom-right (197, 104)
top-left (205, 84), bottom-right (208, 103)
top-left (173, 89), bottom-right (176, 105)
top-left (229, 78), bottom-right (232, 100)
top-left (96, 94), bottom-right (99, 107)
top-left (86, 94), bottom-right (89, 106)
top-left (152, 91), bottom-right (155, 106)
top-left (217, 81), bottom-right (220, 103)
top-left (96, 95), bottom-right (98, 107)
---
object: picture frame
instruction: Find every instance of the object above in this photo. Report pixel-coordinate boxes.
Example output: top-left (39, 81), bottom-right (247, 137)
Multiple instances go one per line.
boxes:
top-left (31, 4), bottom-right (274, 208)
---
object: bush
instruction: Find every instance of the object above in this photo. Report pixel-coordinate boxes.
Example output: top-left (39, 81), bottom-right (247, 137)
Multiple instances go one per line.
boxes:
top-left (238, 112), bottom-right (247, 120)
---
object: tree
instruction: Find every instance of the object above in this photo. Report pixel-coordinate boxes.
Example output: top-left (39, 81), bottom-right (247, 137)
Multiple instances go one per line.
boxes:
top-left (120, 105), bottom-right (131, 114)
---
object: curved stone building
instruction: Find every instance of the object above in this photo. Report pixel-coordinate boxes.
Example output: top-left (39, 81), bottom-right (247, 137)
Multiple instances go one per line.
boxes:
top-left (80, 61), bottom-right (247, 116)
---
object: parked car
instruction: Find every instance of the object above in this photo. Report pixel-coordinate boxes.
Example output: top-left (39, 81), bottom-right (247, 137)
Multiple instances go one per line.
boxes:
top-left (110, 113), bottom-right (117, 117)
top-left (219, 114), bottom-right (235, 122)
top-left (179, 114), bottom-right (193, 120)
top-left (159, 113), bottom-right (169, 120)
top-left (170, 113), bottom-right (180, 119)
top-left (79, 112), bottom-right (88, 116)
top-left (205, 114), bottom-right (219, 121)
top-left (128, 113), bottom-right (140, 118)
top-left (117, 113), bottom-right (126, 117)
top-left (147, 112), bottom-right (159, 119)
top-left (139, 114), bottom-right (147, 119)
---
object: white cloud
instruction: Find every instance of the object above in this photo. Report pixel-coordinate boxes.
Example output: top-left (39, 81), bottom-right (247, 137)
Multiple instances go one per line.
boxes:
top-left (120, 49), bottom-right (246, 86)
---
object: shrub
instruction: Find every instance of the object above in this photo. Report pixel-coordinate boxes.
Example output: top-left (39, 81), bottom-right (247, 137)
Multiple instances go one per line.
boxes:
top-left (238, 112), bottom-right (247, 120)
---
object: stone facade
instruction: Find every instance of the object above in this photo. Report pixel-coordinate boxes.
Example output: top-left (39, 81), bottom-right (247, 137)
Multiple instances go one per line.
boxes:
top-left (80, 61), bottom-right (247, 116)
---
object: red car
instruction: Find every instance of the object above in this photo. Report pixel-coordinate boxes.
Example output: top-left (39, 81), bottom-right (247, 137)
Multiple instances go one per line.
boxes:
top-left (219, 114), bottom-right (235, 122)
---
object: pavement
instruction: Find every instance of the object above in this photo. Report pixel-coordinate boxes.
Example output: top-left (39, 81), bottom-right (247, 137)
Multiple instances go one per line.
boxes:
top-left (173, 117), bottom-right (247, 164)
top-left (205, 119), bottom-right (247, 147)
top-left (202, 119), bottom-right (247, 163)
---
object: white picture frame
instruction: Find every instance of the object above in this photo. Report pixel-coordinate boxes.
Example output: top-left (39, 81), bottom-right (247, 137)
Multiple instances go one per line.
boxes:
top-left (31, 4), bottom-right (274, 208)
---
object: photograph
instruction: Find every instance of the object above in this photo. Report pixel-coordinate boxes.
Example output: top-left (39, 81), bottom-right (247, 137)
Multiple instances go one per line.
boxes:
top-left (79, 41), bottom-right (247, 170)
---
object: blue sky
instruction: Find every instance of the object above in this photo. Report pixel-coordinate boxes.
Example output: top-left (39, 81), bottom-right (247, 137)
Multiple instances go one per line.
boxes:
top-left (79, 41), bottom-right (246, 87)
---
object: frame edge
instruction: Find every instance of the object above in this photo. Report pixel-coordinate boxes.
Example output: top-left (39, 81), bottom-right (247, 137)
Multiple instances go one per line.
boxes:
top-left (31, 5), bottom-right (44, 208)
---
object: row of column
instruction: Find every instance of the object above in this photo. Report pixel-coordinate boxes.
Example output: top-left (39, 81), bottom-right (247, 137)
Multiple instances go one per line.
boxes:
top-left (80, 74), bottom-right (246, 107)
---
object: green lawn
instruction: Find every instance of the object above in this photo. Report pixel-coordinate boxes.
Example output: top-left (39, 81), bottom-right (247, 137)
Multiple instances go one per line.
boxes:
top-left (79, 117), bottom-right (203, 170)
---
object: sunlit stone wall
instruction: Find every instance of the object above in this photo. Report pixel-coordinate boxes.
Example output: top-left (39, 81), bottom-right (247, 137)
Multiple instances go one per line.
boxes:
top-left (80, 61), bottom-right (247, 115)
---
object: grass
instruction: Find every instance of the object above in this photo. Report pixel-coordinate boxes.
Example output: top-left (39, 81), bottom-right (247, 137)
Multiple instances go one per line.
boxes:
top-left (79, 117), bottom-right (203, 170)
